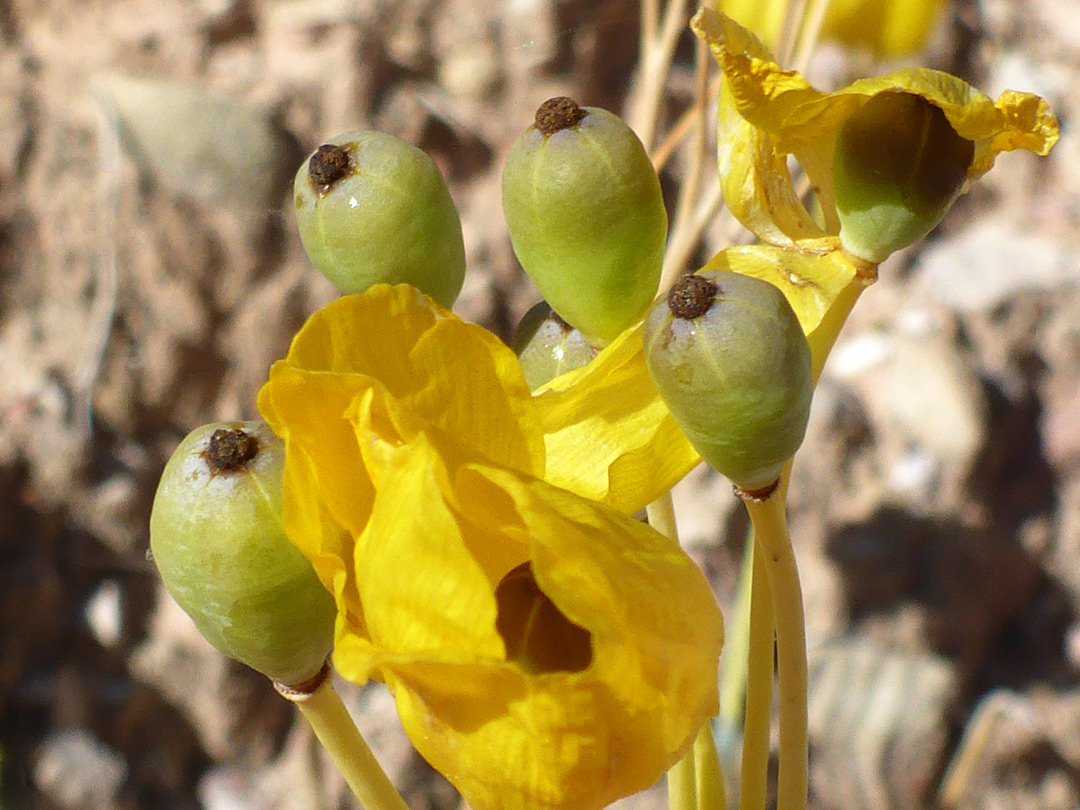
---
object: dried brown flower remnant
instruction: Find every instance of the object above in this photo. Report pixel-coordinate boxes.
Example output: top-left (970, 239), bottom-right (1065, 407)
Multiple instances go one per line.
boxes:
top-left (204, 428), bottom-right (259, 473)
top-left (308, 143), bottom-right (351, 190)
top-left (534, 97), bottom-right (587, 136)
top-left (667, 274), bottom-right (718, 320)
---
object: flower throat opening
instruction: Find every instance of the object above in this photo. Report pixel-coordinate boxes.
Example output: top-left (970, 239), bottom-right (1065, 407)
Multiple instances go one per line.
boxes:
top-left (494, 562), bottom-right (593, 674)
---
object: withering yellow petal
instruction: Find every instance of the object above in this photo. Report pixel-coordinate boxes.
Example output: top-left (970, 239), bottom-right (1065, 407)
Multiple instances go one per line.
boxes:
top-left (261, 284), bottom-right (725, 810)
top-left (695, 7), bottom-right (1059, 237)
top-left (717, 78), bottom-right (831, 246)
top-left (257, 364), bottom-right (374, 622)
top-left (348, 437), bottom-right (507, 667)
top-left (257, 284), bottom-right (548, 629)
top-left (471, 465), bottom-right (722, 722)
top-left (694, 8), bottom-right (838, 156)
top-left (696, 8), bottom-right (843, 237)
top-left (698, 9), bottom-right (1058, 164)
top-left (535, 324), bottom-right (700, 514)
top-left (717, 0), bottom-right (787, 52)
top-left (332, 451), bottom-right (721, 810)
top-left (700, 240), bottom-right (857, 337)
top-left (840, 70), bottom-right (1059, 180)
top-left (954, 88), bottom-right (1059, 178)
top-left (260, 284), bottom-right (545, 479)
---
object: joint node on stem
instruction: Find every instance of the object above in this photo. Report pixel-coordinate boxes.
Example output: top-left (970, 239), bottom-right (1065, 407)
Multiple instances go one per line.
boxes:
top-left (274, 660), bottom-right (331, 701)
top-left (734, 479), bottom-right (780, 502)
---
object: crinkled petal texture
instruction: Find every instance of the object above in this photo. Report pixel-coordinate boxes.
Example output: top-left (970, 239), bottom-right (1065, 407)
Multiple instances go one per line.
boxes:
top-left (257, 284), bottom-right (545, 632)
top-left (715, 77), bottom-right (832, 247)
top-left (693, 7), bottom-right (1059, 246)
top-left (258, 285), bottom-right (721, 810)
top-left (535, 323), bottom-right (700, 514)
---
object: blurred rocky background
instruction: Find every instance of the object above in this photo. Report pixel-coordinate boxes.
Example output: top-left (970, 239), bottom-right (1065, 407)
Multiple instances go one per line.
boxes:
top-left (1, 0), bottom-right (1078, 809)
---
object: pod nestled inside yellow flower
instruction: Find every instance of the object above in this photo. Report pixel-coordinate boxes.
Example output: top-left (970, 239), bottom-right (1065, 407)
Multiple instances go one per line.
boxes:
top-left (257, 285), bottom-right (721, 810)
top-left (694, 8), bottom-right (1059, 261)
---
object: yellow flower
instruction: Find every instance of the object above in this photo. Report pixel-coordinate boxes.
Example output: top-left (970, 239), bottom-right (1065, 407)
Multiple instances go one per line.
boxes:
top-left (721, 0), bottom-right (948, 58)
top-left (257, 284), bottom-right (721, 810)
top-left (693, 8), bottom-right (1059, 252)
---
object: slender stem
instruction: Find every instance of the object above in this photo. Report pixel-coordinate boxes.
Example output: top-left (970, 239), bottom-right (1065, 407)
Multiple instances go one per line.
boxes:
top-left (742, 493), bottom-right (807, 810)
top-left (648, 491), bottom-right (727, 810)
top-left (792, 0), bottom-right (831, 73)
top-left (276, 669), bottom-right (411, 810)
top-left (669, 740), bottom-right (699, 810)
top-left (659, 35), bottom-right (712, 290)
top-left (739, 540), bottom-right (777, 810)
top-left (729, 261), bottom-right (871, 810)
top-left (641, 0), bottom-right (660, 47)
top-left (628, 0), bottom-right (690, 150)
top-left (647, 489), bottom-right (697, 810)
top-left (671, 36), bottom-right (709, 234)
top-left (808, 274), bottom-right (873, 384)
top-left (652, 98), bottom-right (698, 173)
top-left (646, 490), bottom-right (680, 545)
top-left (694, 722), bottom-right (727, 810)
top-left (776, 0), bottom-right (810, 65)
top-left (718, 528), bottom-right (754, 729)
top-left (662, 178), bottom-right (725, 294)
top-left (936, 693), bottom-right (1016, 808)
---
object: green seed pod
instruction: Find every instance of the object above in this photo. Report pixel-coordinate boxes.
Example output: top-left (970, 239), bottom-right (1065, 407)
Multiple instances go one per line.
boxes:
top-left (150, 421), bottom-right (336, 686)
top-left (833, 92), bottom-right (975, 264)
top-left (511, 301), bottom-right (596, 391)
top-left (643, 271), bottom-right (813, 491)
top-left (294, 131), bottom-right (466, 309)
top-left (502, 97), bottom-right (667, 346)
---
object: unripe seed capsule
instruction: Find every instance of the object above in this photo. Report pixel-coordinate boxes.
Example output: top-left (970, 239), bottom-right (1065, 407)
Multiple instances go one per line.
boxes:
top-left (511, 301), bottom-right (595, 391)
top-left (294, 130), bottom-right (466, 309)
top-left (833, 92), bottom-right (975, 264)
top-left (150, 421), bottom-right (336, 686)
top-left (643, 271), bottom-right (813, 490)
top-left (502, 98), bottom-right (667, 346)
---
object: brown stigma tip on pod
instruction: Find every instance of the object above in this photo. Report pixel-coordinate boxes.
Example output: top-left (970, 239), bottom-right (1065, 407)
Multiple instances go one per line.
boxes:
top-left (308, 143), bottom-right (352, 190)
top-left (534, 97), bottom-right (587, 136)
top-left (667, 274), bottom-right (718, 320)
top-left (204, 428), bottom-right (259, 473)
